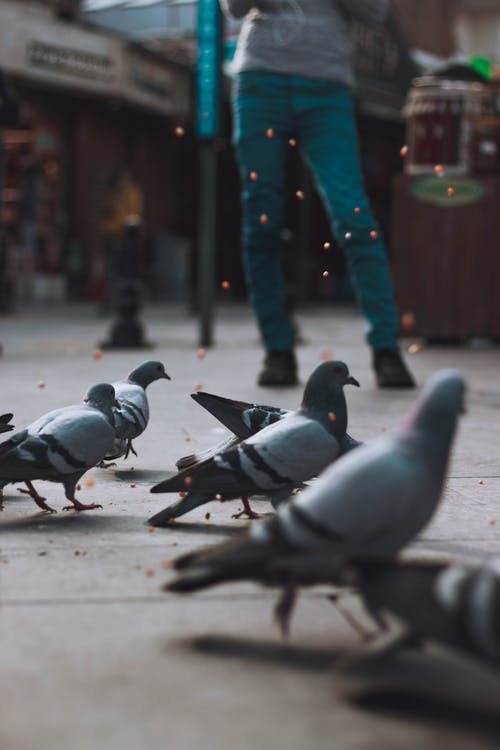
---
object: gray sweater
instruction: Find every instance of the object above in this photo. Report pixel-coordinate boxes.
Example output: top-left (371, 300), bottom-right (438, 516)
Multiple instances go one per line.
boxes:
top-left (219, 0), bottom-right (389, 85)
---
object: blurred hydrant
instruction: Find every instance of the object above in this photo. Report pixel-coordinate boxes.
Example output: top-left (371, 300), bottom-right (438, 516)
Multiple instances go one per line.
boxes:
top-left (103, 219), bottom-right (151, 348)
top-left (101, 169), bottom-right (152, 348)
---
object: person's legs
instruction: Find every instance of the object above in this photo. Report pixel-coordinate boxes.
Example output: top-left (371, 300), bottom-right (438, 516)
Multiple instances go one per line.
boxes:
top-left (293, 77), bottom-right (414, 387)
top-left (233, 72), bottom-right (298, 385)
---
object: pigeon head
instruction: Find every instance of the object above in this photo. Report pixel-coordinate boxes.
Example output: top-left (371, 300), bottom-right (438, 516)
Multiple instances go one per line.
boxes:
top-left (416, 369), bottom-right (465, 427)
top-left (127, 361), bottom-right (171, 388)
top-left (83, 383), bottom-right (118, 416)
top-left (403, 369), bottom-right (465, 453)
top-left (301, 361), bottom-right (359, 409)
top-left (300, 361), bottom-right (358, 438)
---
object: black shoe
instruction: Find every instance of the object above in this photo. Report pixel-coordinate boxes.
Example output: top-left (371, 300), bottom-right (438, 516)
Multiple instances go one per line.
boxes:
top-left (373, 348), bottom-right (415, 389)
top-left (258, 350), bottom-right (298, 387)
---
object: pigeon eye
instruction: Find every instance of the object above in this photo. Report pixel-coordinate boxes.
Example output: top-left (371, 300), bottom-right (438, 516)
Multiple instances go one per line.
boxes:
top-left (334, 366), bottom-right (343, 374)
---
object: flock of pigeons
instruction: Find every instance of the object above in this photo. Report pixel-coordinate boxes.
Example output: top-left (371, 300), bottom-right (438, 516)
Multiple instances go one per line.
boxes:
top-left (1, 359), bottom-right (500, 671)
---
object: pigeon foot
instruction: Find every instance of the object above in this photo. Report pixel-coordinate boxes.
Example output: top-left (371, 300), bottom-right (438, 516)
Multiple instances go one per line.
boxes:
top-left (63, 500), bottom-right (103, 512)
top-left (18, 483), bottom-right (57, 513)
top-left (97, 460), bottom-right (117, 469)
top-left (328, 593), bottom-right (379, 642)
top-left (231, 496), bottom-right (266, 520)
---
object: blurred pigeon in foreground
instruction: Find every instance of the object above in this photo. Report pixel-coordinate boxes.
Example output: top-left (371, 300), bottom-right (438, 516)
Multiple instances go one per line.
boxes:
top-left (177, 391), bottom-right (361, 472)
top-left (353, 557), bottom-right (500, 668)
top-left (149, 361), bottom-right (359, 524)
top-left (0, 413), bottom-right (14, 433)
top-left (104, 360), bottom-right (170, 463)
top-left (0, 383), bottom-right (117, 513)
top-left (166, 369), bottom-right (465, 634)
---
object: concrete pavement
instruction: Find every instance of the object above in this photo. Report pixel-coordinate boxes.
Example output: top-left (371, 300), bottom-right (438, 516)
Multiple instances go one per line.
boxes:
top-left (1, 302), bottom-right (500, 750)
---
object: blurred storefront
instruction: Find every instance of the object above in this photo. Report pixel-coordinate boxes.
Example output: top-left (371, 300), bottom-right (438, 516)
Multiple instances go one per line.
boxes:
top-left (0, 0), bottom-right (192, 306)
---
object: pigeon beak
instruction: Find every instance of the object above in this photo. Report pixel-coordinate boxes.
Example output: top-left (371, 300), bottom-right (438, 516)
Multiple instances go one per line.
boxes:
top-left (347, 375), bottom-right (360, 387)
top-left (163, 373), bottom-right (172, 381)
top-left (113, 399), bottom-right (120, 408)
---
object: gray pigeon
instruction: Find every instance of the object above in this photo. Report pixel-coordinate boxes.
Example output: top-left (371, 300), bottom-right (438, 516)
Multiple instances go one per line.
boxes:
top-left (166, 369), bottom-right (466, 633)
top-left (149, 361), bottom-right (359, 525)
top-left (0, 413), bottom-right (14, 433)
top-left (0, 383), bottom-right (118, 513)
top-left (352, 556), bottom-right (500, 668)
top-left (176, 390), bottom-right (361, 472)
top-left (104, 360), bottom-right (170, 462)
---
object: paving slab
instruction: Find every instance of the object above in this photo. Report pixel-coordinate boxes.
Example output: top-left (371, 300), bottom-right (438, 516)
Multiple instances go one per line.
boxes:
top-left (1, 302), bottom-right (500, 750)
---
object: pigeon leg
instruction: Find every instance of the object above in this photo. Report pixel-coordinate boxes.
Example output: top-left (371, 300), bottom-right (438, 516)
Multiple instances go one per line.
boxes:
top-left (18, 481), bottom-right (56, 513)
top-left (62, 481), bottom-right (103, 512)
top-left (328, 593), bottom-right (382, 642)
top-left (274, 583), bottom-right (297, 638)
top-left (232, 496), bottom-right (267, 520)
top-left (124, 440), bottom-right (138, 460)
top-left (96, 460), bottom-right (117, 469)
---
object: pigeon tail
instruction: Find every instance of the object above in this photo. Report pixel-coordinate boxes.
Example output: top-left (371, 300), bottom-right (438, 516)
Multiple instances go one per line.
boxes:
top-left (0, 413), bottom-right (14, 433)
top-left (176, 435), bottom-right (239, 471)
top-left (191, 392), bottom-right (284, 440)
top-left (191, 392), bottom-right (256, 439)
top-left (148, 491), bottom-right (214, 526)
top-left (166, 533), bottom-right (278, 592)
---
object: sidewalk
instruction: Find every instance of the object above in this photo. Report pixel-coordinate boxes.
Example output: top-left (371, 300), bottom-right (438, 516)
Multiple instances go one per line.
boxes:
top-left (1, 302), bottom-right (500, 750)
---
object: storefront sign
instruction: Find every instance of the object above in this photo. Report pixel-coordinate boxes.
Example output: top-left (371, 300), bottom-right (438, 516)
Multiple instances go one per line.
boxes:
top-left (0, 0), bottom-right (191, 118)
top-left (26, 40), bottom-right (114, 83)
top-left (411, 177), bottom-right (485, 207)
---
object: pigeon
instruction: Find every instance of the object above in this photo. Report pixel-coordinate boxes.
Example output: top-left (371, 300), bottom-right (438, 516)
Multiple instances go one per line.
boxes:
top-left (0, 383), bottom-right (118, 513)
top-left (166, 369), bottom-right (466, 634)
top-left (104, 360), bottom-right (170, 462)
top-left (149, 361), bottom-right (360, 525)
top-left (0, 413), bottom-right (14, 433)
top-left (352, 556), bottom-right (500, 667)
top-left (176, 390), bottom-right (361, 472)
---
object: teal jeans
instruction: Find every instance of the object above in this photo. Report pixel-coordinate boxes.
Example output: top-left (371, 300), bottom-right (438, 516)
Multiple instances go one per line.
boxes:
top-left (232, 71), bottom-right (400, 352)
